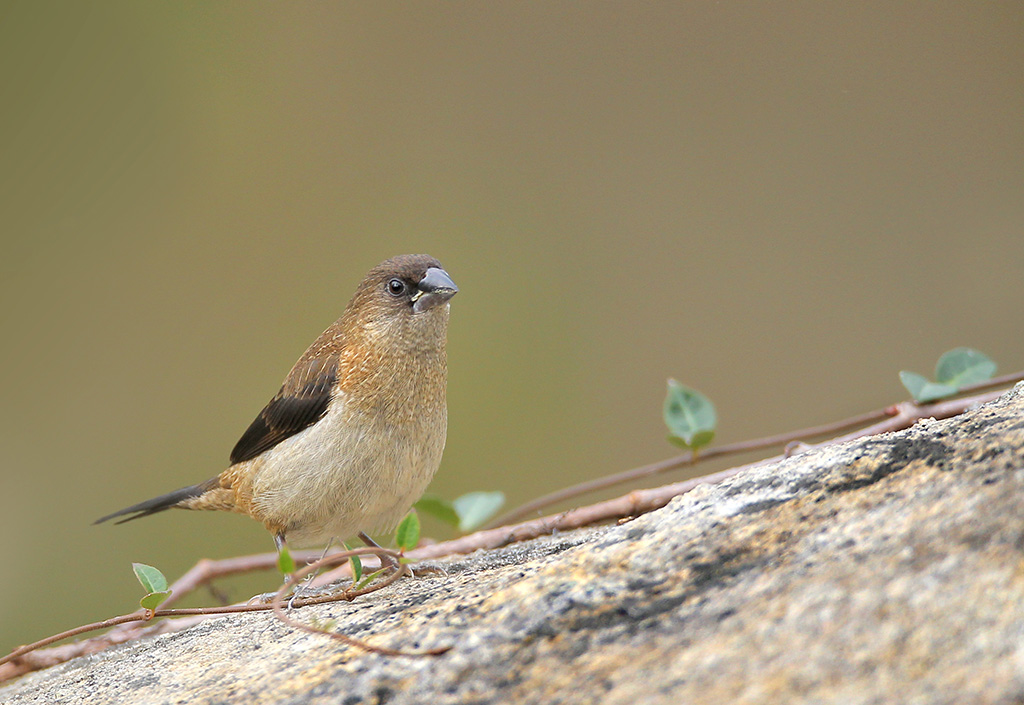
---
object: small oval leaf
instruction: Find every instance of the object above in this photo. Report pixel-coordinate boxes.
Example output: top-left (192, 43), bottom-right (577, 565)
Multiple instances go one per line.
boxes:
top-left (276, 545), bottom-right (296, 575)
top-left (342, 541), bottom-right (363, 583)
top-left (453, 491), bottom-right (506, 532)
top-left (132, 563), bottom-right (168, 594)
top-left (395, 510), bottom-right (421, 551)
top-left (935, 348), bottom-right (996, 388)
top-left (139, 590), bottom-right (172, 611)
top-left (414, 494), bottom-right (460, 527)
top-left (899, 370), bottom-right (928, 399)
top-left (915, 382), bottom-right (959, 403)
top-left (690, 429), bottom-right (716, 449)
top-left (663, 380), bottom-right (717, 450)
top-left (899, 370), bottom-right (957, 403)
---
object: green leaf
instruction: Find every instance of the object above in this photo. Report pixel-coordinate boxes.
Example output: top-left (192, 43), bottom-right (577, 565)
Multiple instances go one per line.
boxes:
top-left (934, 348), bottom-right (996, 387)
top-left (414, 494), bottom-right (460, 527)
top-left (132, 563), bottom-right (168, 594)
top-left (276, 545), bottom-right (296, 575)
top-left (899, 347), bottom-right (996, 403)
top-left (663, 380), bottom-right (717, 450)
top-left (395, 510), bottom-right (421, 551)
top-left (139, 590), bottom-right (172, 611)
top-left (667, 430), bottom-right (715, 450)
top-left (453, 491), bottom-right (506, 532)
top-left (354, 568), bottom-right (386, 591)
top-left (899, 370), bottom-right (930, 400)
top-left (898, 370), bottom-right (956, 403)
top-left (343, 542), bottom-right (363, 583)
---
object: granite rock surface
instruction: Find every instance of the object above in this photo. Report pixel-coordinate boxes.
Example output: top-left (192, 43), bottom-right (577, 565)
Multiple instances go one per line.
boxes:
top-left (4, 386), bottom-right (1024, 705)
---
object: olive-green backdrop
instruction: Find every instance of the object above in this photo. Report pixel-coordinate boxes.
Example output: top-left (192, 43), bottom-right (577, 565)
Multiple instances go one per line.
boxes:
top-left (2, 3), bottom-right (1022, 654)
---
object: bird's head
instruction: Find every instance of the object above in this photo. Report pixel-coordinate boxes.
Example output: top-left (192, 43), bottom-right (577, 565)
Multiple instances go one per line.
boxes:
top-left (343, 254), bottom-right (458, 352)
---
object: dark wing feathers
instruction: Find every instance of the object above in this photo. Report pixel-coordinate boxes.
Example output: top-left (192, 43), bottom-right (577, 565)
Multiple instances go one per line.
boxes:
top-left (229, 353), bottom-right (339, 464)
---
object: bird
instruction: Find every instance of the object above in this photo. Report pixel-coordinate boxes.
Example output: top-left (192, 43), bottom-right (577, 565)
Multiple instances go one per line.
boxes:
top-left (96, 254), bottom-right (458, 556)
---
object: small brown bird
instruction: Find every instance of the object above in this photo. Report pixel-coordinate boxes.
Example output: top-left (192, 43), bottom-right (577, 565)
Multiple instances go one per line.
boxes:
top-left (96, 254), bottom-right (458, 553)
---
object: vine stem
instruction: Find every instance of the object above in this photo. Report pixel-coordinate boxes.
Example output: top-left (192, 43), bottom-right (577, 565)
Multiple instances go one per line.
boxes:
top-left (487, 373), bottom-right (1023, 527)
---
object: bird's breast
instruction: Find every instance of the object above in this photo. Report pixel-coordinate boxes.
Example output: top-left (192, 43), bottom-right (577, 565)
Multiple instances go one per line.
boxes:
top-left (244, 380), bottom-right (447, 547)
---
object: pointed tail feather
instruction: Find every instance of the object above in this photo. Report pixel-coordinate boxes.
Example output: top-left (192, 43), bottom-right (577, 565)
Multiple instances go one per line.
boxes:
top-left (94, 479), bottom-right (217, 525)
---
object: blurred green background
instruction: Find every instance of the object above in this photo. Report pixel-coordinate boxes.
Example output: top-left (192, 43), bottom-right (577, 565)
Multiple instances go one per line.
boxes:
top-left (2, 3), bottom-right (1022, 653)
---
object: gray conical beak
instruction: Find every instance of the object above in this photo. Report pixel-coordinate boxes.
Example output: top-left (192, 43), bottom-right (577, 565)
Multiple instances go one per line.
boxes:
top-left (412, 267), bottom-right (458, 313)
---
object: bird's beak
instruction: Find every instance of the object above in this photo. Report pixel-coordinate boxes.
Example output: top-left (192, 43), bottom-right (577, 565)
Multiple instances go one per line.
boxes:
top-left (412, 267), bottom-right (458, 313)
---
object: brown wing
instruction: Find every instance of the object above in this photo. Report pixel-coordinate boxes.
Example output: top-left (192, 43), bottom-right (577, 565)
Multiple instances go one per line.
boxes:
top-left (229, 353), bottom-right (339, 464)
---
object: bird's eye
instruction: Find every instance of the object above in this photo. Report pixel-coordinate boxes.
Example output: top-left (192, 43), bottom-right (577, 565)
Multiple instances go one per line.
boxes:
top-left (387, 278), bottom-right (407, 297)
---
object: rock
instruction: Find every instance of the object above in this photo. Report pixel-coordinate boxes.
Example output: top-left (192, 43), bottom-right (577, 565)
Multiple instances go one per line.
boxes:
top-left (4, 385), bottom-right (1024, 705)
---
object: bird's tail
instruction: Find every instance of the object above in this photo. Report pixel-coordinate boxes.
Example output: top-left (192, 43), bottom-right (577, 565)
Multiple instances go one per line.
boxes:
top-left (94, 478), bottom-right (220, 525)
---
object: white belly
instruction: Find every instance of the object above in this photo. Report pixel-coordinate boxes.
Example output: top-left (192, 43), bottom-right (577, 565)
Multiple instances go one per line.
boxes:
top-left (247, 391), bottom-right (446, 547)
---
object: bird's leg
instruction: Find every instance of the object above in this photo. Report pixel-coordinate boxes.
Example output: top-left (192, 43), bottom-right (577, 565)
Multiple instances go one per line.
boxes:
top-left (286, 538), bottom-right (334, 609)
top-left (305, 540), bottom-right (334, 584)
top-left (358, 531), bottom-right (402, 574)
top-left (273, 533), bottom-right (300, 607)
top-left (249, 533), bottom-right (295, 604)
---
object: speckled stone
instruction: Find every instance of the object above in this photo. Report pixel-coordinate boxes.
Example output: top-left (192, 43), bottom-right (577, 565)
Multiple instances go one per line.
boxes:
top-left (5, 385), bottom-right (1024, 705)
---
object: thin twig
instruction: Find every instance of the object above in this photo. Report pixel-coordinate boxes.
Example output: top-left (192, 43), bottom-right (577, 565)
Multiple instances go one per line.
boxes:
top-left (488, 374), bottom-right (1024, 527)
top-left (434, 388), bottom-right (1008, 557)
top-left (956, 371), bottom-right (1024, 395)
top-left (158, 551), bottom-right (326, 610)
top-left (1, 613), bottom-right (150, 669)
top-left (0, 548), bottom-right (426, 674)
top-left (0, 549), bottom-right (339, 681)
top-left (487, 407), bottom-right (890, 528)
top-left (269, 548), bottom-right (449, 657)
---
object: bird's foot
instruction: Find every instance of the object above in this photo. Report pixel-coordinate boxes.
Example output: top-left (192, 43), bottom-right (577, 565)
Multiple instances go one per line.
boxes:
top-left (248, 590), bottom-right (285, 605)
